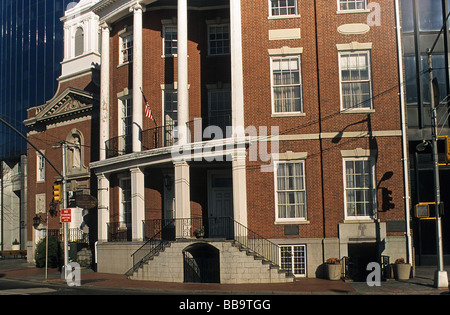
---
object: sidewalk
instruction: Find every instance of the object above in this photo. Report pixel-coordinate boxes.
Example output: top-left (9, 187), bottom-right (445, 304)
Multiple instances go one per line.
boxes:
top-left (1, 259), bottom-right (449, 295)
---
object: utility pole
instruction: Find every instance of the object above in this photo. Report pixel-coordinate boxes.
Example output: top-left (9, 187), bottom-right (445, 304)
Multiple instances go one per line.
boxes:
top-left (427, 50), bottom-right (449, 289)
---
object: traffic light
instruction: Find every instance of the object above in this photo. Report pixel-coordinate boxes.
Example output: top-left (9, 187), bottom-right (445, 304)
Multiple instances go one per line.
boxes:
top-left (438, 136), bottom-right (450, 165)
top-left (53, 184), bottom-right (62, 202)
top-left (381, 187), bottom-right (395, 211)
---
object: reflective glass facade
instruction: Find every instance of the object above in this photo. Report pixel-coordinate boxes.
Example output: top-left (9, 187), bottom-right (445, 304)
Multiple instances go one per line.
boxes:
top-left (0, 0), bottom-right (79, 159)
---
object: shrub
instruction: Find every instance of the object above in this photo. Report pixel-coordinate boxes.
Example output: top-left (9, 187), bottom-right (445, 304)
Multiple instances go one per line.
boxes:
top-left (34, 236), bottom-right (62, 268)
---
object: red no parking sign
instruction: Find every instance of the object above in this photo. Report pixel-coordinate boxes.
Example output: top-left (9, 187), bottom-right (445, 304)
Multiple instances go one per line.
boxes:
top-left (60, 208), bottom-right (72, 223)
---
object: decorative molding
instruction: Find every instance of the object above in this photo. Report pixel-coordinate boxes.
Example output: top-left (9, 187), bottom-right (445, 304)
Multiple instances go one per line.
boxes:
top-left (336, 41), bottom-right (372, 51)
top-left (337, 23), bottom-right (370, 35)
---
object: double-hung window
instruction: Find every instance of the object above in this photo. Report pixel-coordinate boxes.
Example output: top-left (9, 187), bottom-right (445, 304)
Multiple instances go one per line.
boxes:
top-left (339, 51), bottom-right (372, 110)
top-left (120, 34), bottom-right (133, 64)
top-left (343, 158), bottom-right (376, 219)
top-left (270, 0), bottom-right (299, 17)
top-left (119, 177), bottom-right (132, 229)
top-left (163, 25), bottom-right (177, 56)
top-left (37, 151), bottom-right (45, 182)
top-left (271, 56), bottom-right (303, 114)
top-left (338, 0), bottom-right (368, 11)
top-left (280, 245), bottom-right (306, 276)
top-left (275, 161), bottom-right (307, 222)
top-left (119, 97), bottom-right (133, 154)
top-left (208, 24), bottom-right (230, 56)
top-left (164, 90), bottom-right (178, 146)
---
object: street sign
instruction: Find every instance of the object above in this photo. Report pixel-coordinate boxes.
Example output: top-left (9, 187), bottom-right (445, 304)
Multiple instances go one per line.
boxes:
top-left (60, 208), bottom-right (72, 223)
top-left (75, 194), bottom-right (98, 209)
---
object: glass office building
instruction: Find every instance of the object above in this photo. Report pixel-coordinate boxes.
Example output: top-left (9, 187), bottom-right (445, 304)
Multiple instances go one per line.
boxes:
top-left (0, 0), bottom-right (79, 159)
top-left (401, 0), bottom-right (450, 264)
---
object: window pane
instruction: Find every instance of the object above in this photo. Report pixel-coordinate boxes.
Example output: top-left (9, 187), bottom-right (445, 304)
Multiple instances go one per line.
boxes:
top-left (401, 0), bottom-right (414, 33)
top-left (418, 0), bottom-right (443, 31)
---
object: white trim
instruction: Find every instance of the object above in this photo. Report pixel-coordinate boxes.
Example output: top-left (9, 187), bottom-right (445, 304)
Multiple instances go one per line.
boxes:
top-left (279, 244), bottom-right (307, 277)
top-left (270, 54), bottom-right (303, 115)
top-left (336, 0), bottom-right (369, 13)
top-left (342, 156), bottom-right (377, 221)
top-left (268, 0), bottom-right (300, 18)
top-left (336, 42), bottom-right (372, 51)
top-left (338, 50), bottom-right (373, 111)
top-left (274, 159), bottom-right (308, 224)
top-left (36, 150), bottom-right (45, 183)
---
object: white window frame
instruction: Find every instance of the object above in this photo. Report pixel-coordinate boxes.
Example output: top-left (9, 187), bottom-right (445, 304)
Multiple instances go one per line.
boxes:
top-left (337, 0), bottom-right (369, 12)
top-left (269, 0), bottom-right (300, 18)
top-left (343, 157), bottom-right (377, 220)
top-left (36, 151), bottom-right (45, 182)
top-left (163, 89), bottom-right (178, 146)
top-left (119, 33), bottom-right (133, 65)
top-left (270, 55), bottom-right (303, 115)
top-left (163, 25), bottom-right (177, 57)
top-left (119, 176), bottom-right (132, 228)
top-left (118, 96), bottom-right (132, 154)
top-left (274, 160), bottom-right (307, 223)
top-left (207, 24), bottom-right (230, 56)
top-left (280, 244), bottom-right (306, 277)
top-left (338, 50), bottom-right (373, 111)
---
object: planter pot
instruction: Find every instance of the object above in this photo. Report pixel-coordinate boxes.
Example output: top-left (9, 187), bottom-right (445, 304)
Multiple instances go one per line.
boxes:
top-left (326, 264), bottom-right (342, 280)
top-left (394, 263), bottom-right (411, 280)
top-left (11, 244), bottom-right (20, 251)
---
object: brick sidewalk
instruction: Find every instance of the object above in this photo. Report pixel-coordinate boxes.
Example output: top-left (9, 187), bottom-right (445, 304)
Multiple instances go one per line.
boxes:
top-left (1, 260), bottom-right (449, 294)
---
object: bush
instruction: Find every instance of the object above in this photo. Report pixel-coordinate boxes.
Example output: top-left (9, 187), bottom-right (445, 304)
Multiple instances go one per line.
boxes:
top-left (34, 236), bottom-right (62, 268)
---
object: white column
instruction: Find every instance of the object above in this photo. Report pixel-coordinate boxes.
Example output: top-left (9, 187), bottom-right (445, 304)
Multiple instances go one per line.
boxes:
top-left (100, 23), bottom-right (110, 160)
top-left (230, 0), bottom-right (245, 138)
top-left (131, 167), bottom-right (145, 241)
top-left (232, 149), bottom-right (247, 227)
top-left (97, 173), bottom-right (110, 242)
top-left (177, 0), bottom-right (189, 145)
top-left (230, 0), bottom-right (247, 227)
top-left (174, 161), bottom-right (190, 238)
top-left (131, 4), bottom-right (144, 152)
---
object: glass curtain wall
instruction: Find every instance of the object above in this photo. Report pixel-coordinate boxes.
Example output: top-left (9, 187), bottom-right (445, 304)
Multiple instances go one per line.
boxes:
top-left (0, 0), bottom-right (78, 159)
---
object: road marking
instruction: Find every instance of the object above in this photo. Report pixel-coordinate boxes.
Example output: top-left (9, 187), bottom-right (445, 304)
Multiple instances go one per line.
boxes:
top-left (0, 287), bottom-right (57, 295)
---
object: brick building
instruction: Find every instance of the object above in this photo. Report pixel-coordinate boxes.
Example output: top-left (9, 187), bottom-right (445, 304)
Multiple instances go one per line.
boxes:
top-left (84, 0), bottom-right (411, 283)
top-left (24, 0), bottom-right (100, 262)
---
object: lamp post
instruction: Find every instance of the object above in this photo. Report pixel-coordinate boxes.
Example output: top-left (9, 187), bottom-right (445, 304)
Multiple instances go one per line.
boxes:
top-left (425, 49), bottom-right (448, 289)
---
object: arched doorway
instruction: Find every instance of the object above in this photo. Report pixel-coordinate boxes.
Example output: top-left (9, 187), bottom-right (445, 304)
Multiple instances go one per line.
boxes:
top-left (183, 243), bottom-right (220, 283)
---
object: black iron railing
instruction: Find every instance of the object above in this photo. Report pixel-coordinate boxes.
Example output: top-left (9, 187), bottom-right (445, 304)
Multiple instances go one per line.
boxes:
top-left (107, 221), bottom-right (132, 242)
top-left (141, 124), bottom-right (175, 151)
top-left (128, 217), bottom-right (284, 277)
top-left (186, 115), bottom-right (232, 143)
top-left (46, 228), bottom-right (89, 244)
top-left (105, 135), bottom-right (132, 158)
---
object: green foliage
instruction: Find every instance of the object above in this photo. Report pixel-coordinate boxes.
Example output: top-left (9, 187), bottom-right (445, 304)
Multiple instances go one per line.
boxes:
top-left (34, 236), bottom-right (62, 268)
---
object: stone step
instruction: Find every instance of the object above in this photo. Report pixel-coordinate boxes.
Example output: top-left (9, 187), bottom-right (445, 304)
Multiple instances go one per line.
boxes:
top-left (129, 240), bottom-right (294, 284)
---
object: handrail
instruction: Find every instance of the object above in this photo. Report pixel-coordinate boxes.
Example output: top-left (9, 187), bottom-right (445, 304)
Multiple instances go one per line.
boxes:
top-left (126, 217), bottom-right (286, 277)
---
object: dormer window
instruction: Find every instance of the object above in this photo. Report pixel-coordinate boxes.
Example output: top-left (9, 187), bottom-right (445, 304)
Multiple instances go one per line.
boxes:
top-left (74, 27), bottom-right (84, 57)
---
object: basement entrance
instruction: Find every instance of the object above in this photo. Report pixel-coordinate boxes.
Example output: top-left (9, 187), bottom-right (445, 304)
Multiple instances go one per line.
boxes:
top-left (183, 243), bottom-right (220, 283)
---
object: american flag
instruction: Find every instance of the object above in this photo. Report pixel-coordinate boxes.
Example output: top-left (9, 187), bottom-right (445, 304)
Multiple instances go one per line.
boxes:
top-left (141, 88), bottom-right (155, 122)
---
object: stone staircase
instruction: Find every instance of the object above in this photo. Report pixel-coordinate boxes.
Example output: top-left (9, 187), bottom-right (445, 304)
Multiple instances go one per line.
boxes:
top-left (129, 240), bottom-right (294, 284)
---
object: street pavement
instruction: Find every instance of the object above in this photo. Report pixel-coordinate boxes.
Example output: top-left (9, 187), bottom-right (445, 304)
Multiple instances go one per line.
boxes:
top-left (0, 258), bottom-right (449, 295)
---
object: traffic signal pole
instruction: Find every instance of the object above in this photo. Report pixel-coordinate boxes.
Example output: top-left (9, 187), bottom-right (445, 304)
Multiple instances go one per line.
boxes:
top-left (53, 142), bottom-right (69, 281)
top-left (427, 49), bottom-right (448, 289)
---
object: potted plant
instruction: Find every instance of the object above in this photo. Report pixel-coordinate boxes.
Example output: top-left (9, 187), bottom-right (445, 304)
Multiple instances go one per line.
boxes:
top-left (394, 258), bottom-right (411, 280)
top-left (194, 227), bottom-right (205, 238)
top-left (325, 258), bottom-right (341, 280)
top-left (11, 239), bottom-right (20, 251)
